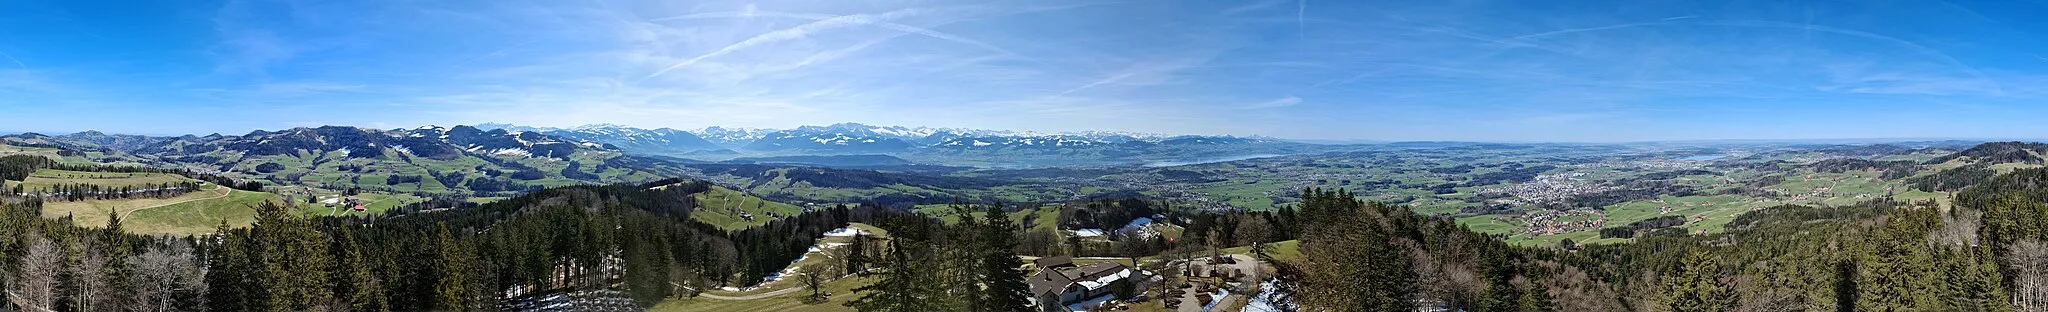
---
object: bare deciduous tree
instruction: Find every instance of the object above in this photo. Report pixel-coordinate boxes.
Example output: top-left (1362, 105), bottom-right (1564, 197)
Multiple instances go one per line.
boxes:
top-left (69, 243), bottom-right (109, 312)
top-left (798, 264), bottom-right (829, 303)
top-left (822, 245), bottom-right (852, 278)
top-left (1928, 208), bottom-right (1982, 247)
top-left (1236, 217), bottom-right (1272, 246)
top-left (10, 234), bottom-right (59, 312)
top-left (130, 239), bottom-right (205, 312)
top-left (2011, 240), bottom-right (2048, 311)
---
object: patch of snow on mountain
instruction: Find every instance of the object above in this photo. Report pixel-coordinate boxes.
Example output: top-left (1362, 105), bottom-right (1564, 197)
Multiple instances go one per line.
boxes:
top-left (490, 148), bottom-right (531, 157)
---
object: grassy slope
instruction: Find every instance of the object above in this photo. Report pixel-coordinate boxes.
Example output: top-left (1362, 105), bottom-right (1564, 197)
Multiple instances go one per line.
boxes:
top-left (692, 185), bottom-right (806, 230)
top-left (16, 169), bottom-right (191, 192)
top-left (123, 188), bottom-right (281, 236)
top-left (652, 276), bottom-right (868, 312)
top-left (19, 169), bottom-right (368, 235)
top-left (44, 186), bottom-right (287, 236)
top-left (43, 184), bottom-right (230, 227)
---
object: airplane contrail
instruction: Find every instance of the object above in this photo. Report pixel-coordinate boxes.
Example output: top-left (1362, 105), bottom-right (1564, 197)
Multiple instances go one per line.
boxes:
top-left (1513, 22), bottom-right (1672, 40)
top-left (0, 51), bottom-right (24, 69)
top-left (1504, 19), bottom-right (2002, 95)
top-left (1701, 20), bottom-right (1999, 94)
top-left (1059, 71), bottom-right (1138, 95)
top-left (652, 8), bottom-right (1016, 59)
top-left (639, 8), bottom-right (929, 82)
top-left (451, 39), bottom-right (541, 68)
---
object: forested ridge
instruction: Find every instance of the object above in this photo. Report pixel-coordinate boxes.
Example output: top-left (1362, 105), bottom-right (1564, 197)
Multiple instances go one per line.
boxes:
top-left (0, 179), bottom-right (896, 311)
top-left (7, 146), bottom-right (2048, 311)
top-left (1266, 154), bottom-right (2048, 312)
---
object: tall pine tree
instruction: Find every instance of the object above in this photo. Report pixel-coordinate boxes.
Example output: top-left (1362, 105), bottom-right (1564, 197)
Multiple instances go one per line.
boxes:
top-left (978, 204), bottom-right (1034, 312)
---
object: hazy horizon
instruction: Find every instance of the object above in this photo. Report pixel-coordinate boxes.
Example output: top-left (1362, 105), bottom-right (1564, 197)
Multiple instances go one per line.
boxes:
top-left (1, 121), bottom-right (2041, 145)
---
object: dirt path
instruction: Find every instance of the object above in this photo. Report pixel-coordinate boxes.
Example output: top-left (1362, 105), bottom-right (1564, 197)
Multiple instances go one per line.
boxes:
top-left (119, 187), bottom-right (233, 220)
top-left (697, 287), bottom-right (806, 301)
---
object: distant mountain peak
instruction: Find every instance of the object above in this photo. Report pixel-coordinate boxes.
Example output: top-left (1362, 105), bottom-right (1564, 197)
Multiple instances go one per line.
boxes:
top-left (467, 122), bottom-right (1289, 156)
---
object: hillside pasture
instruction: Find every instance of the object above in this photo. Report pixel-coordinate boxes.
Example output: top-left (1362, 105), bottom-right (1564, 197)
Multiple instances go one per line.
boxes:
top-left (692, 185), bottom-right (806, 230)
top-left (13, 169), bottom-right (193, 192)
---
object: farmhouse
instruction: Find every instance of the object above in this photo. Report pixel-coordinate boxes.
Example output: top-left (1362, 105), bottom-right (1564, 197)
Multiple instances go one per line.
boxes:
top-left (1028, 258), bottom-right (1157, 309)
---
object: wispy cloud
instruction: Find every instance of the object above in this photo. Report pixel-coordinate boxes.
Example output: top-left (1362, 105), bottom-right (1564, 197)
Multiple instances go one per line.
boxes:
top-left (15, 0), bottom-right (2048, 140)
top-left (1221, 0), bottom-right (1288, 14)
top-left (1297, 0), bottom-right (1308, 39)
top-left (1245, 95), bottom-right (1302, 109)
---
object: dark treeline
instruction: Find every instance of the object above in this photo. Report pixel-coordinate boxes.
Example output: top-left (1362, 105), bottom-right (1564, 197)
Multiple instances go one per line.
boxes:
top-left (0, 198), bottom-right (211, 312)
top-left (0, 155), bottom-right (59, 181)
top-left (14, 181), bottom-right (201, 202)
top-left (1559, 181), bottom-right (1697, 210)
top-left (0, 155), bottom-right (265, 192)
top-left (1459, 165), bottom-right (1559, 187)
top-left (1807, 158), bottom-right (1920, 179)
top-left (1596, 215), bottom-right (1687, 239)
top-left (1274, 166), bottom-right (2048, 312)
top-left (0, 179), bottom-right (903, 311)
top-left (840, 204), bottom-right (1034, 311)
top-left (1924, 141), bottom-right (2048, 165)
top-left (1276, 189), bottom-right (1609, 311)
top-left (1059, 197), bottom-right (1157, 231)
top-left (1911, 163), bottom-right (1997, 192)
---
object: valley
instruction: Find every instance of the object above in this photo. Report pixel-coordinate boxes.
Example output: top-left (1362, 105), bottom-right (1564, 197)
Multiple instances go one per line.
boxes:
top-left (5, 123), bottom-right (2048, 312)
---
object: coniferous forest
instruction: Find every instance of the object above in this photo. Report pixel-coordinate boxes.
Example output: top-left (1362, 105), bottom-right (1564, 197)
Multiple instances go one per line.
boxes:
top-left (1, 154), bottom-right (2047, 311)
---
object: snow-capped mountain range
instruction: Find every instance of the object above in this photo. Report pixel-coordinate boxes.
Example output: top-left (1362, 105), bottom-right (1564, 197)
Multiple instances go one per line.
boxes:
top-left (473, 122), bottom-right (1271, 155)
top-left (475, 123), bottom-right (719, 154)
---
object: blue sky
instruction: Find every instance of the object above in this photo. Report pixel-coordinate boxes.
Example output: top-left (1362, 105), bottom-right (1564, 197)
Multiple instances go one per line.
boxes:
top-left (4, 0), bottom-right (2048, 141)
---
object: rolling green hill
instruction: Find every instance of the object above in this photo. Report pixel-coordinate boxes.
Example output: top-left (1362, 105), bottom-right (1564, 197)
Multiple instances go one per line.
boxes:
top-left (691, 185), bottom-right (806, 230)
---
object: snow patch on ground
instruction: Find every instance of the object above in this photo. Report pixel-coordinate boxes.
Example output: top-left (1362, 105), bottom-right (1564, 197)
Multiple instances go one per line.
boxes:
top-left (1073, 229), bottom-right (1106, 237)
top-left (1243, 279), bottom-right (1293, 312)
top-left (824, 228), bottom-right (869, 237)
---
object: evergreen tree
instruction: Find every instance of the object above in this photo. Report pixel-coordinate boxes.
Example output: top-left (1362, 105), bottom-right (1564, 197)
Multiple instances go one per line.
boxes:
top-left (978, 204), bottom-right (1034, 312)
top-left (205, 219), bottom-right (253, 312)
top-left (1519, 283), bottom-right (1555, 312)
top-left (100, 209), bottom-right (135, 309)
top-left (845, 240), bottom-right (930, 311)
top-left (1662, 250), bottom-right (1732, 312)
top-left (1290, 189), bottom-right (1415, 311)
top-left (432, 223), bottom-right (467, 312)
top-left (254, 201), bottom-right (334, 311)
top-left (333, 228), bottom-right (388, 312)
top-left (847, 233), bottom-right (869, 274)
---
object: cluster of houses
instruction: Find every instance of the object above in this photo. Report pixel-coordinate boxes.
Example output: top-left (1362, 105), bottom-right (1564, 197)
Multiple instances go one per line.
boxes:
top-left (320, 196), bottom-right (369, 212)
top-left (1028, 256), bottom-right (1159, 311)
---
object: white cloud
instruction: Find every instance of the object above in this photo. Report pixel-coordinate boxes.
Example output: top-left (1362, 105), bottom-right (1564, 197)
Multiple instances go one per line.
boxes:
top-left (1244, 95), bottom-right (1301, 109)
